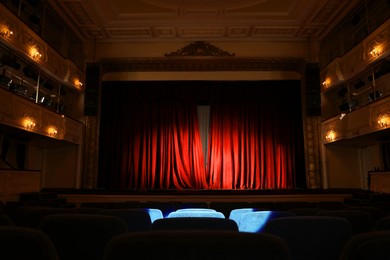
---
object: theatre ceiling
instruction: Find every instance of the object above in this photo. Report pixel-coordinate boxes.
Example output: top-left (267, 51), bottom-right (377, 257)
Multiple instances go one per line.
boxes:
top-left (47, 0), bottom-right (361, 42)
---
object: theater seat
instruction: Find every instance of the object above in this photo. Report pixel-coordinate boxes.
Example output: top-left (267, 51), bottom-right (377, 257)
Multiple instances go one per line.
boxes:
top-left (0, 226), bottom-right (59, 260)
top-left (263, 216), bottom-right (352, 260)
top-left (151, 217), bottom-right (238, 231)
top-left (316, 209), bottom-right (372, 234)
top-left (374, 216), bottom-right (390, 231)
top-left (103, 230), bottom-right (291, 260)
top-left (238, 210), bottom-right (296, 232)
top-left (0, 214), bottom-right (14, 225)
top-left (339, 230), bottom-right (390, 260)
top-left (39, 214), bottom-right (128, 260)
top-left (229, 208), bottom-right (258, 225)
top-left (93, 208), bottom-right (152, 232)
top-left (167, 210), bottom-right (225, 218)
top-left (145, 208), bottom-right (164, 223)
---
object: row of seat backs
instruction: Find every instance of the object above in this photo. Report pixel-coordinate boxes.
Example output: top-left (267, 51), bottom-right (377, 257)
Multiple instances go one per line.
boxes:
top-left (3, 214), bottom-right (390, 260)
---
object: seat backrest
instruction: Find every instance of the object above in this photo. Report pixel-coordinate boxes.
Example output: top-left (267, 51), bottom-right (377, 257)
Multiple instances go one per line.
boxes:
top-left (316, 209), bottom-right (372, 234)
top-left (103, 230), bottom-right (291, 260)
top-left (152, 217), bottom-right (238, 231)
top-left (238, 210), bottom-right (296, 232)
top-left (344, 206), bottom-right (387, 226)
top-left (209, 202), bottom-right (251, 218)
top-left (229, 208), bottom-right (258, 225)
top-left (140, 201), bottom-right (177, 217)
top-left (0, 226), bottom-right (59, 260)
top-left (0, 214), bottom-right (14, 225)
top-left (21, 206), bottom-right (78, 228)
top-left (167, 210), bottom-right (225, 218)
top-left (263, 216), bottom-right (352, 260)
top-left (339, 230), bottom-right (390, 260)
top-left (39, 214), bottom-right (128, 260)
top-left (145, 208), bottom-right (164, 223)
top-left (94, 208), bottom-right (152, 232)
top-left (375, 216), bottom-right (390, 231)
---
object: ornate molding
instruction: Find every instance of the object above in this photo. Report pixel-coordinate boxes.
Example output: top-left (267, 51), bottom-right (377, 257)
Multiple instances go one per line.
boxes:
top-left (165, 41), bottom-right (235, 57)
top-left (99, 57), bottom-right (305, 74)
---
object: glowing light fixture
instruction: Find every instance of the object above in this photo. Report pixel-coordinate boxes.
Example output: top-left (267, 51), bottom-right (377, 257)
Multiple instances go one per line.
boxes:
top-left (370, 45), bottom-right (383, 58)
top-left (48, 126), bottom-right (58, 137)
top-left (24, 117), bottom-right (36, 130)
top-left (0, 24), bottom-right (13, 38)
top-left (377, 113), bottom-right (389, 128)
top-left (322, 78), bottom-right (331, 88)
top-left (30, 46), bottom-right (42, 61)
top-left (325, 128), bottom-right (336, 142)
top-left (74, 79), bottom-right (83, 90)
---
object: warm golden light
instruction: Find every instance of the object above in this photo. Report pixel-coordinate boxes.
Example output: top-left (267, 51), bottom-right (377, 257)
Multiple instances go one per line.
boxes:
top-left (48, 126), bottom-right (58, 137)
top-left (74, 79), bottom-right (83, 90)
top-left (24, 117), bottom-right (36, 130)
top-left (0, 25), bottom-right (13, 38)
top-left (322, 78), bottom-right (331, 88)
top-left (325, 129), bottom-right (336, 142)
top-left (30, 46), bottom-right (42, 60)
top-left (370, 45), bottom-right (383, 58)
top-left (377, 114), bottom-right (389, 127)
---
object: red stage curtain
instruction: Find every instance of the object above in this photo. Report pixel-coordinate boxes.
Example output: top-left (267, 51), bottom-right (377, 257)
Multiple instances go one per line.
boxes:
top-left (206, 88), bottom-right (299, 189)
top-left (98, 81), bottom-right (304, 190)
top-left (98, 84), bottom-right (208, 189)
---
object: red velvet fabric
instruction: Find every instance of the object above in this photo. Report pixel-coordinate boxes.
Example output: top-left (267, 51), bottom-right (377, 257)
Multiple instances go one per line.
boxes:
top-left (98, 81), bottom-right (304, 190)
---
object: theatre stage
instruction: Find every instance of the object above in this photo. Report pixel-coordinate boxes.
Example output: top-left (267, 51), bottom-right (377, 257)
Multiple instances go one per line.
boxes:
top-left (39, 188), bottom-right (372, 207)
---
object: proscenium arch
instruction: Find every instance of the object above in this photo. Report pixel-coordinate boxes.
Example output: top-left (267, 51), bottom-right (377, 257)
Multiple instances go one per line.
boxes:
top-left (82, 57), bottom-right (322, 190)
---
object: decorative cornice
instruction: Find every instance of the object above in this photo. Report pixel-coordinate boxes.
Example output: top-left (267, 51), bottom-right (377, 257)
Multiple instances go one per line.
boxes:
top-left (165, 41), bottom-right (235, 57)
top-left (99, 57), bottom-right (306, 75)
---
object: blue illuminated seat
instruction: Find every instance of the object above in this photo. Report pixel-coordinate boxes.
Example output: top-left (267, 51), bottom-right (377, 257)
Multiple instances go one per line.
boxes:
top-left (167, 210), bottom-right (225, 218)
top-left (263, 216), bottom-right (352, 260)
top-left (238, 210), bottom-right (296, 232)
top-left (176, 208), bottom-right (216, 212)
top-left (103, 230), bottom-right (291, 260)
top-left (145, 208), bottom-right (164, 223)
top-left (152, 217), bottom-right (238, 231)
top-left (229, 208), bottom-right (258, 225)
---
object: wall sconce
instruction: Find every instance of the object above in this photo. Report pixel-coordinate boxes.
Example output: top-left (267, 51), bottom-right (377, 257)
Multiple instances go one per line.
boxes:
top-left (24, 117), bottom-right (36, 130)
top-left (377, 113), bottom-right (389, 128)
top-left (325, 128), bottom-right (336, 142)
top-left (0, 25), bottom-right (13, 38)
top-left (48, 126), bottom-right (58, 137)
top-left (74, 79), bottom-right (83, 90)
top-left (370, 45), bottom-right (383, 58)
top-left (30, 46), bottom-right (42, 61)
top-left (322, 78), bottom-right (331, 88)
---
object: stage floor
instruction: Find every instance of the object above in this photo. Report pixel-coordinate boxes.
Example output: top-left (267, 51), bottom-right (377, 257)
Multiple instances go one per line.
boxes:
top-left (39, 188), bottom-right (370, 207)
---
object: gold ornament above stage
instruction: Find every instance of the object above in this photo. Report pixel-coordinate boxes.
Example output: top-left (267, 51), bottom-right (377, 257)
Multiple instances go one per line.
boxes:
top-left (164, 41), bottom-right (235, 57)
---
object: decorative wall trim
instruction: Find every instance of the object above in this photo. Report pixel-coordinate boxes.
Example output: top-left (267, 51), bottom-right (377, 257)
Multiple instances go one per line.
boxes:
top-left (100, 57), bottom-right (306, 73)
